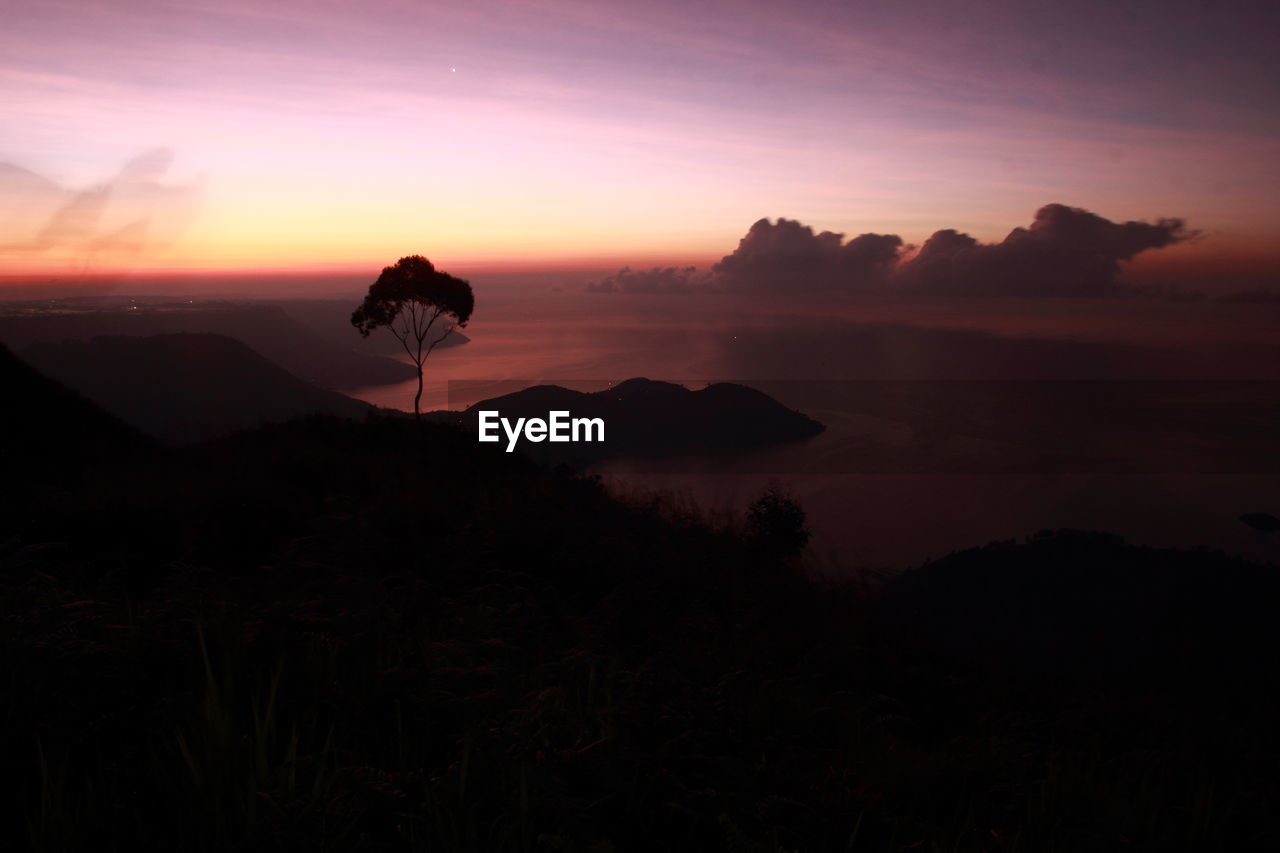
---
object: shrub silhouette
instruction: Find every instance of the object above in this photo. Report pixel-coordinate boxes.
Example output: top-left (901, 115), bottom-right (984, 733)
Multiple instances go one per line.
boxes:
top-left (744, 484), bottom-right (810, 559)
top-left (351, 255), bottom-right (473, 419)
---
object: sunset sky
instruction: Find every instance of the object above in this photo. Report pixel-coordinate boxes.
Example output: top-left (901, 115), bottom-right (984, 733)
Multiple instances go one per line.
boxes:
top-left (2, 0), bottom-right (1277, 278)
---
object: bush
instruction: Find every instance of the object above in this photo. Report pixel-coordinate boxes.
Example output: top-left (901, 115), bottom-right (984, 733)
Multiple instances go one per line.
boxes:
top-left (744, 485), bottom-right (810, 559)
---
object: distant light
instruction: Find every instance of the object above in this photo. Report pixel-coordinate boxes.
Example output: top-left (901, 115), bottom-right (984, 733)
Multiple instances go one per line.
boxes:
top-left (451, 67), bottom-right (457, 73)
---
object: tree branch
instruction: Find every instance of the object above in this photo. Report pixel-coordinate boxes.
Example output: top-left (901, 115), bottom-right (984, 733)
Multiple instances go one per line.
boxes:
top-left (424, 323), bottom-right (456, 358)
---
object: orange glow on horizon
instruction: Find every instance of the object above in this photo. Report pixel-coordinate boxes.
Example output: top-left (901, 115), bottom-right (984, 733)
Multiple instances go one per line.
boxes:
top-left (2, 2), bottom-right (1277, 290)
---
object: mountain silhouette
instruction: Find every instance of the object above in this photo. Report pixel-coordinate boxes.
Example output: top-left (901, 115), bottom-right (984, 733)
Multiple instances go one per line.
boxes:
top-left (21, 333), bottom-right (373, 444)
top-left (0, 302), bottom-right (414, 389)
top-left (459, 377), bottom-right (824, 461)
top-left (0, 341), bottom-right (156, 481)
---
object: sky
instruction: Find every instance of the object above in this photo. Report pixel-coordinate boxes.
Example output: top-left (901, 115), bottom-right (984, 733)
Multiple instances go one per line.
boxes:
top-left (2, 0), bottom-right (1278, 279)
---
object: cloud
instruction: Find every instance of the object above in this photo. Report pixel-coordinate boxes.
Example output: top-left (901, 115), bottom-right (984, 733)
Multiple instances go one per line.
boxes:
top-left (897, 203), bottom-right (1195, 296)
top-left (586, 265), bottom-right (713, 294)
top-left (589, 204), bottom-right (1193, 297)
top-left (711, 217), bottom-right (904, 292)
top-left (0, 148), bottom-right (202, 266)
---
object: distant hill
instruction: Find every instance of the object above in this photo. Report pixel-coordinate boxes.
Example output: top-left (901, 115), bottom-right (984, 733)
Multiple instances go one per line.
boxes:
top-left (0, 302), bottom-right (415, 389)
top-left (881, 529), bottom-right (1280, 680)
top-left (21, 333), bottom-right (373, 444)
top-left (0, 342), bottom-right (156, 481)
top-left (455, 377), bottom-right (824, 462)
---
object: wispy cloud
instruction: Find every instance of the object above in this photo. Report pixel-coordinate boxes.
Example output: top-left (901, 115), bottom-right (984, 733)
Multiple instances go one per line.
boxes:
top-left (0, 149), bottom-right (202, 271)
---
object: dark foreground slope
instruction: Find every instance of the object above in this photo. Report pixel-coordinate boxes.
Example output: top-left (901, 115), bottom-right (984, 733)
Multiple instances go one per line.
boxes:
top-left (22, 333), bottom-right (373, 443)
top-left (0, 341), bottom-right (156, 483)
top-left (4, 408), bottom-right (1278, 851)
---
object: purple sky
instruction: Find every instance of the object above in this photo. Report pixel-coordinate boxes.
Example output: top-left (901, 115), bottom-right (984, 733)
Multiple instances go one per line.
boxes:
top-left (2, 0), bottom-right (1277, 275)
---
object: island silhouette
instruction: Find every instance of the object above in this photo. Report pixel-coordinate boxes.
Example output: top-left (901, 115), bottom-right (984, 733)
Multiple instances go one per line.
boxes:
top-left (455, 378), bottom-right (826, 462)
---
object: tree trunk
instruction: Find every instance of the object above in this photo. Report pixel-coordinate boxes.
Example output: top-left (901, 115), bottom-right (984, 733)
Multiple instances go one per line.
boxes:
top-left (413, 363), bottom-right (424, 421)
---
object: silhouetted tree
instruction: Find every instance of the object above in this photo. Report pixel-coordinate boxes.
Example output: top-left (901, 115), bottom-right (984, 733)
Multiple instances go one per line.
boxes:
top-left (351, 256), bottom-right (474, 419)
top-left (744, 485), bottom-right (810, 560)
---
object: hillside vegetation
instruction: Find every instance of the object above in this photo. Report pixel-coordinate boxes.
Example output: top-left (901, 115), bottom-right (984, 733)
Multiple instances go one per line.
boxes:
top-left (3, 350), bottom-right (1277, 852)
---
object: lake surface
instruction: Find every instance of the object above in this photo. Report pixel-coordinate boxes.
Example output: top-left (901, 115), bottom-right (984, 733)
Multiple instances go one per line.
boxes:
top-left (342, 290), bottom-right (1280, 572)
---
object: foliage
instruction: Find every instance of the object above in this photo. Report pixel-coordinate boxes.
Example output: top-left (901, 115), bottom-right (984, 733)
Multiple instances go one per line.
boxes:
top-left (351, 255), bottom-right (474, 417)
top-left (744, 485), bottom-right (811, 559)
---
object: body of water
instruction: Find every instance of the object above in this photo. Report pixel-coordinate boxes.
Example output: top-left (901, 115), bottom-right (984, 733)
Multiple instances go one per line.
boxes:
top-left (342, 291), bottom-right (1280, 571)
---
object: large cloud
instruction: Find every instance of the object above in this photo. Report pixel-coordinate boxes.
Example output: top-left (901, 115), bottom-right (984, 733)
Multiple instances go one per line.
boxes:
top-left (589, 204), bottom-right (1193, 297)
top-left (711, 217), bottom-right (904, 292)
top-left (898, 204), bottom-right (1194, 296)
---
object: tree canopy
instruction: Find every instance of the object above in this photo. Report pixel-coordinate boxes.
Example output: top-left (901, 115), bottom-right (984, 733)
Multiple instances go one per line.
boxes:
top-left (351, 255), bottom-right (474, 418)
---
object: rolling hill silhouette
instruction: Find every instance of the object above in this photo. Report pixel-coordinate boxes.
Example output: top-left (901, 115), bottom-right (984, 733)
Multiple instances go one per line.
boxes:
top-left (881, 529), bottom-right (1280, 680)
top-left (21, 333), bottom-right (374, 444)
top-left (0, 302), bottom-right (414, 389)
